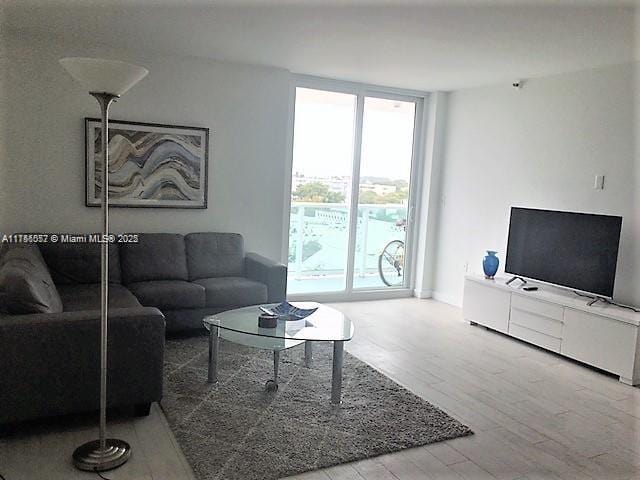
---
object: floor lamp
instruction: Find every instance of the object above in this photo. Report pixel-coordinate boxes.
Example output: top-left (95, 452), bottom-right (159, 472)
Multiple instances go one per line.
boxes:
top-left (59, 57), bottom-right (148, 472)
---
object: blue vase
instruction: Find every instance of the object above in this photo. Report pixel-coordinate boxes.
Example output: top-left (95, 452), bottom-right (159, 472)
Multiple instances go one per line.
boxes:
top-left (483, 251), bottom-right (499, 279)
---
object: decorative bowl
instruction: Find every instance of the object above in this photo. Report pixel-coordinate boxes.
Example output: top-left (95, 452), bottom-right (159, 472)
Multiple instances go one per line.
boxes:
top-left (259, 302), bottom-right (318, 321)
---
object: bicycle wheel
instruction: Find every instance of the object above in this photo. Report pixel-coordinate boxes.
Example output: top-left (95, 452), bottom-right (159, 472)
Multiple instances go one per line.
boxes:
top-left (378, 240), bottom-right (405, 287)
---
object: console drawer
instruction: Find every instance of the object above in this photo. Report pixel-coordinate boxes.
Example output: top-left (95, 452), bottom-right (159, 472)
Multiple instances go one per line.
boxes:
top-left (509, 323), bottom-right (562, 353)
top-left (511, 294), bottom-right (564, 322)
top-left (510, 308), bottom-right (564, 338)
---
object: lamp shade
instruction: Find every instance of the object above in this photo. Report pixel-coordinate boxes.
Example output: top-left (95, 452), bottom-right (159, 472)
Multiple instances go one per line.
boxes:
top-left (59, 57), bottom-right (148, 96)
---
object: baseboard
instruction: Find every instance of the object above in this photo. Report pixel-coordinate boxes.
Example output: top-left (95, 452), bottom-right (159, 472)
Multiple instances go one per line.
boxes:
top-left (432, 291), bottom-right (462, 308)
top-left (619, 376), bottom-right (640, 387)
top-left (413, 289), bottom-right (433, 299)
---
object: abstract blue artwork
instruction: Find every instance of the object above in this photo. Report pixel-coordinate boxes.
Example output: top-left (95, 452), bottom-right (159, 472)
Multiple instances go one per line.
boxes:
top-left (85, 118), bottom-right (209, 208)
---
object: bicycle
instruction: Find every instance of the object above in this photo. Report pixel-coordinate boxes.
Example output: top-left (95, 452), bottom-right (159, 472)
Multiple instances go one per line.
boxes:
top-left (378, 238), bottom-right (405, 287)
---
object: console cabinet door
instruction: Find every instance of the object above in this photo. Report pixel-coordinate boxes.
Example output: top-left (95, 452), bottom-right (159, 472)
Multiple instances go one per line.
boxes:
top-left (463, 280), bottom-right (511, 333)
top-left (561, 308), bottom-right (638, 379)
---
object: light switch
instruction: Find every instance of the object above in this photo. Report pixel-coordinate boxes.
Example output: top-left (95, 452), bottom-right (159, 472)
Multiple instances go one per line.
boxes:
top-left (594, 175), bottom-right (605, 190)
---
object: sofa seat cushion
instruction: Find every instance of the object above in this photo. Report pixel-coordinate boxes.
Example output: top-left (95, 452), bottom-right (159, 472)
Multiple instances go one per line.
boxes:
top-left (127, 280), bottom-right (205, 310)
top-left (58, 284), bottom-right (141, 312)
top-left (193, 277), bottom-right (267, 308)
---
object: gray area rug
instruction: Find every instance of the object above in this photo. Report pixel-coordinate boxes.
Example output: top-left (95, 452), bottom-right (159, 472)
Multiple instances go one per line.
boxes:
top-left (161, 335), bottom-right (473, 480)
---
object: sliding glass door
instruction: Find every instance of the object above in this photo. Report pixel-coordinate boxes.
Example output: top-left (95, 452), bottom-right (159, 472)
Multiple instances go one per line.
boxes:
top-left (287, 83), bottom-right (422, 298)
top-left (353, 96), bottom-right (416, 290)
top-left (288, 88), bottom-right (356, 294)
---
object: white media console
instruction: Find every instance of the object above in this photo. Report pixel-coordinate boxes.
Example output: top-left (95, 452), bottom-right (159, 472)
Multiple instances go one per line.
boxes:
top-left (463, 275), bottom-right (640, 385)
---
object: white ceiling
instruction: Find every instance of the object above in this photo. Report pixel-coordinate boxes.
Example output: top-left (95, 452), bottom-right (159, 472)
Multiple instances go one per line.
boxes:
top-left (2, 1), bottom-right (636, 91)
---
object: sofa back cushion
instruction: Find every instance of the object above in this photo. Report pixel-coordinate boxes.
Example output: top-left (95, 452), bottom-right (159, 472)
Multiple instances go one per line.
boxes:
top-left (0, 244), bottom-right (63, 314)
top-left (185, 232), bottom-right (244, 280)
top-left (120, 233), bottom-right (189, 284)
top-left (39, 240), bottom-right (121, 284)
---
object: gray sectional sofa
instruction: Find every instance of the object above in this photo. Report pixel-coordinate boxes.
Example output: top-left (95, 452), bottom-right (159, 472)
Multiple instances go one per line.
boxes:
top-left (0, 232), bottom-right (287, 424)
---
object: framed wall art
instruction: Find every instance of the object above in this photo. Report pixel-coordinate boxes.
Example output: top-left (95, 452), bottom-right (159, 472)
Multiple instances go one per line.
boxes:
top-left (85, 118), bottom-right (209, 208)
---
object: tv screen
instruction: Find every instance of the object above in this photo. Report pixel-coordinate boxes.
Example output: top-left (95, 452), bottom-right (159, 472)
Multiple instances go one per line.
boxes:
top-left (505, 208), bottom-right (622, 298)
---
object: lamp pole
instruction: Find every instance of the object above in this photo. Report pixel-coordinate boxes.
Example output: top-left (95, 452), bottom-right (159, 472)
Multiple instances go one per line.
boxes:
top-left (94, 92), bottom-right (118, 453)
top-left (72, 92), bottom-right (132, 471)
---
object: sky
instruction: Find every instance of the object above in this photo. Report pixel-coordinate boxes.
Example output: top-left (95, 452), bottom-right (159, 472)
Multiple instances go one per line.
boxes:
top-left (292, 88), bottom-right (416, 182)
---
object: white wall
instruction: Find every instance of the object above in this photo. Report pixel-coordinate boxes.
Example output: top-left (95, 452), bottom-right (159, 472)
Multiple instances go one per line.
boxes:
top-left (414, 92), bottom-right (447, 298)
top-left (434, 63), bottom-right (639, 307)
top-left (0, 31), bottom-right (291, 261)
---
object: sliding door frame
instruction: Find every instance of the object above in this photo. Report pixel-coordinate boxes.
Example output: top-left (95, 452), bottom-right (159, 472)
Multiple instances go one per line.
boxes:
top-left (283, 74), bottom-right (430, 302)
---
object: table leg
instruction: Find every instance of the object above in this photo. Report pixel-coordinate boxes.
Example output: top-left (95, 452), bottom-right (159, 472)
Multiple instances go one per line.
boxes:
top-left (273, 350), bottom-right (280, 383)
top-left (331, 341), bottom-right (344, 405)
top-left (304, 341), bottom-right (313, 368)
top-left (207, 326), bottom-right (219, 384)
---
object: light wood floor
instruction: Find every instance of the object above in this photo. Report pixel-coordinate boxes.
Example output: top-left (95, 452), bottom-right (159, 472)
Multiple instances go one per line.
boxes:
top-left (0, 403), bottom-right (195, 480)
top-left (287, 298), bottom-right (640, 480)
top-left (1, 298), bottom-right (639, 480)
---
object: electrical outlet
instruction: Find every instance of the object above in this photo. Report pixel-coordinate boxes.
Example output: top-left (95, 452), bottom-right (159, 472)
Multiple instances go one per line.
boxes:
top-left (594, 175), bottom-right (605, 190)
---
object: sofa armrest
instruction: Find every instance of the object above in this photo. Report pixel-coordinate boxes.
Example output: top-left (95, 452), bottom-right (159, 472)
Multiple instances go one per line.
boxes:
top-left (0, 307), bottom-right (165, 424)
top-left (245, 252), bottom-right (287, 303)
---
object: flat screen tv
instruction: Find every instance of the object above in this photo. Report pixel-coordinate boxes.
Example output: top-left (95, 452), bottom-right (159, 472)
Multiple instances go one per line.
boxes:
top-left (505, 207), bottom-right (622, 298)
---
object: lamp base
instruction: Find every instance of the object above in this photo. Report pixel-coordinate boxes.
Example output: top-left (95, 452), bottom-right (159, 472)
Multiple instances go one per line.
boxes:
top-left (72, 439), bottom-right (131, 472)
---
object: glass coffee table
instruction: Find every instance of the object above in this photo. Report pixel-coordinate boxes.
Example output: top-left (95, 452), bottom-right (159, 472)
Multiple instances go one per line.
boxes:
top-left (203, 302), bottom-right (354, 405)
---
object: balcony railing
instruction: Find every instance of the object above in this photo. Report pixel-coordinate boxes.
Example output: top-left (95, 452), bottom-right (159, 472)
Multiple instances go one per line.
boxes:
top-left (288, 202), bottom-right (407, 293)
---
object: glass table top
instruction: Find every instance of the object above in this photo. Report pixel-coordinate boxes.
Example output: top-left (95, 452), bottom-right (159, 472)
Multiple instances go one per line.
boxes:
top-left (203, 302), bottom-right (354, 347)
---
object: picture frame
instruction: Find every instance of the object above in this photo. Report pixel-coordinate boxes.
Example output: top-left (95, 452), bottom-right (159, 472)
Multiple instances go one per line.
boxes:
top-left (85, 118), bottom-right (209, 209)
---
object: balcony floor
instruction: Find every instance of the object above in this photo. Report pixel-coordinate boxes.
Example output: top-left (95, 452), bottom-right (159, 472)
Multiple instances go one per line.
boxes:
top-left (287, 273), bottom-right (402, 294)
